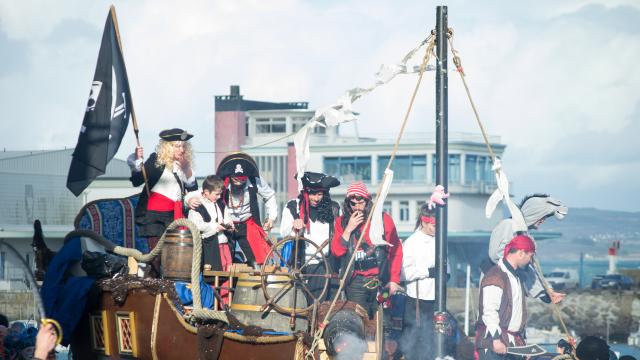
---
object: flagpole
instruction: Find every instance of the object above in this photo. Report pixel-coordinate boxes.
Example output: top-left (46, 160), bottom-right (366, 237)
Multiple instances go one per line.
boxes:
top-left (434, 5), bottom-right (449, 358)
top-left (110, 5), bottom-right (150, 197)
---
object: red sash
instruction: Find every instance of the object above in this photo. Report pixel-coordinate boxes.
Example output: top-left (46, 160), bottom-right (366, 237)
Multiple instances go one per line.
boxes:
top-left (147, 192), bottom-right (184, 220)
top-left (241, 218), bottom-right (271, 265)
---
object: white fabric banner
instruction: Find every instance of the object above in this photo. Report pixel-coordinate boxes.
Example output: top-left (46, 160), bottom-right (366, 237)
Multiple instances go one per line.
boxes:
top-left (485, 158), bottom-right (527, 232)
top-left (369, 168), bottom-right (394, 246)
top-left (293, 38), bottom-right (431, 190)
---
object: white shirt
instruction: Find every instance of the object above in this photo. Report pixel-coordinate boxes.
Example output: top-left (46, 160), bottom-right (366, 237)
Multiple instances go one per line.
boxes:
top-left (481, 258), bottom-right (525, 343)
top-left (401, 229), bottom-right (436, 301)
top-left (127, 153), bottom-right (198, 203)
top-left (279, 199), bottom-right (331, 261)
top-left (188, 197), bottom-right (230, 243)
top-left (226, 176), bottom-right (277, 223)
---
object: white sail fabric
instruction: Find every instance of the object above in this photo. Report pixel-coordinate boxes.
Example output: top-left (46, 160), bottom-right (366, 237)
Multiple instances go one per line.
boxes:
top-left (369, 168), bottom-right (394, 246)
top-left (293, 38), bottom-right (431, 190)
top-left (485, 158), bottom-right (527, 232)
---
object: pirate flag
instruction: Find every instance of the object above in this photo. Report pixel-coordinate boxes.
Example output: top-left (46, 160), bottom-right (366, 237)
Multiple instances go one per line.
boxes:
top-left (67, 6), bottom-right (133, 196)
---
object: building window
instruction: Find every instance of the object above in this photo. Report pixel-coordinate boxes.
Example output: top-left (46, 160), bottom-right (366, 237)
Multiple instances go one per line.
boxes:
top-left (431, 154), bottom-right (461, 184)
top-left (399, 201), bottom-right (410, 222)
top-left (292, 117), bottom-right (308, 132)
top-left (312, 126), bottom-right (326, 135)
top-left (378, 155), bottom-right (426, 182)
top-left (245, 116), bottom-right (250, 136)
top-left (324, 156), bottom-right (371, 182)
top-left (383, 201), bottom-right (393, 216)
top-left (0, 252), bottom-right (4, 280)
top-left (255, 117), bottom-right (286, 134)
top-left (449, 154), bottom-right (461, 184)
top-left (479, 156), bottom-right (495, 184)
top-left (465, 155), bottom-right (477, 184)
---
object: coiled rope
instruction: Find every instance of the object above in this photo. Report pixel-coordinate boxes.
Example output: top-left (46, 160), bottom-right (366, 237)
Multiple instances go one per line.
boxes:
top-left (186, 217), bottom-right (229, 323)
top-left (66, 218), bottom-right (228, 323)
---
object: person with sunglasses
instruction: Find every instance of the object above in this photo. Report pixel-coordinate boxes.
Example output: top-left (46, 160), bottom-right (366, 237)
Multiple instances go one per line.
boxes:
top-left (216, 152), bottom-right (277, 267)
top-left (331, 182), bottom-right (403, 318)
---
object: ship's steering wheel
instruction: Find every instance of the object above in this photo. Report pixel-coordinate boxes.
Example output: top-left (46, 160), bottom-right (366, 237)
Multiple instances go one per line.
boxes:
top-left (260, 235), bottom-right (332, 315)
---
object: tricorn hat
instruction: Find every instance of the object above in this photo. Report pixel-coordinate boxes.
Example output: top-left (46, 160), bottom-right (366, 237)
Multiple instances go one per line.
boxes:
top-left (216, 152), bottom-right (259, 179)
top-left (159, 128), bottom-right (193, 141)
top-left (297, 172), bottom-right (340, 191)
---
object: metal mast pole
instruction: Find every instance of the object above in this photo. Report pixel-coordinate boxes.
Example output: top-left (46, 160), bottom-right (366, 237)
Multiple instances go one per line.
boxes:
top-left (434, 5), bottom-right (449, 358)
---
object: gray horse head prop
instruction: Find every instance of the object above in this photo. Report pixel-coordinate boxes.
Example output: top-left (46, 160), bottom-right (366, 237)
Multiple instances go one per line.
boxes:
top-left (519, 194), bottom-right (568, 228)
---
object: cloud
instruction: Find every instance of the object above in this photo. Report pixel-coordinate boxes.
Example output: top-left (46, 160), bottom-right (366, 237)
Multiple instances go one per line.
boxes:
top-left (0, 1), bottom-right (638, 210)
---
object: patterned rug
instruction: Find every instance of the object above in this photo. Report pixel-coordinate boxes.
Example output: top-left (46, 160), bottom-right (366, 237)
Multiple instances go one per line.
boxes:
top-left (75, 194), bottom-right (149, 253)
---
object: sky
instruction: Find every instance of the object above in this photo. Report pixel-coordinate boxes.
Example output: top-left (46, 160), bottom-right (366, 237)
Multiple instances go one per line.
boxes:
top-left (1, 0), bottom-right (639, 212)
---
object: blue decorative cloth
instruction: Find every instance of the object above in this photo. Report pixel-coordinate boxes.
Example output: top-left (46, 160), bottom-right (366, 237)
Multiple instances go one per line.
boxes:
top-left (280, 240), bottom-right (293, 266)
top-left (41, 237), bottom-right (96, 346)
top-left (76, 195), bottom-right (149, 252)
top-left (174, 275), bottom-right (215, 308)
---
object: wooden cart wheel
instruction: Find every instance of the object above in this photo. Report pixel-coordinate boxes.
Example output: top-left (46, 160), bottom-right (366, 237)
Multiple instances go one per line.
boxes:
top-left (260, 235), bottom-right (331, 315)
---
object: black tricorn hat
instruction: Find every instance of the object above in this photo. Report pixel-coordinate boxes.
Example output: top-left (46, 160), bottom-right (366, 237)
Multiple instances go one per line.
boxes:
top-left (159, 128), bottom-right (193, 141)
top-left (297, 172), bottom-right (340, 191)
top-left (216, 152), bottom-right (259, 179)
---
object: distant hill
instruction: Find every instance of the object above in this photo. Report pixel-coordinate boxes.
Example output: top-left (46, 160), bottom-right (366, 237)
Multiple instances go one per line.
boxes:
top-left (533, 207), bottom-right (640, 260)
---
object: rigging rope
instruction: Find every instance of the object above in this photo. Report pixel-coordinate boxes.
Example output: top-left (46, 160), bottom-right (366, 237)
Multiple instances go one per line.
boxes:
top-left (306, 34), bottom-right (436, 358)
top-left (447, 28), bottom-right (572, 342)
top-left (197, 131), bottom-right (297, 155)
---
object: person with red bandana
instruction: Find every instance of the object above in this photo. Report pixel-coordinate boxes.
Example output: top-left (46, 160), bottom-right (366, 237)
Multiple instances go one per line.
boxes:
top-left (216, 152), bottom-right (277, 267)
top-left (128, 128), bottom-right (200, 249)
top-left (400, 204), bottom-right (440, 360)
top-left (331, 181), bottom-right (403, 318)
top-left (475, 234), bottom-right (537, 359)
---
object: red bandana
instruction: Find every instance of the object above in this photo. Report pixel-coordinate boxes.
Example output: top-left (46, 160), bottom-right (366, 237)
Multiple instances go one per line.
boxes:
top-left (503, 234), bottom-right (535, 258)
top-left (420, 216), bottom-right (436, 224)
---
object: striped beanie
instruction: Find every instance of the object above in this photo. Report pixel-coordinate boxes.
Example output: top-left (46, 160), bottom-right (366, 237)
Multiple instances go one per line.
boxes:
top-left (346, 182), bottom-right (370, 199)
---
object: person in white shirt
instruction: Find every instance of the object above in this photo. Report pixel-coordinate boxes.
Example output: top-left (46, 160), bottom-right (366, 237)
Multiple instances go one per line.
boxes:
top-left (216, 153), bottom-right (278, 266)
top-left (475, 234), bottom-right (536, 359)
top-left (279, 172), bottom-right (340, 300)
top-left (188, 175), bottom-right (233, 272)
top-left (486, 194), bottom-right (567, 305)
top-left (127, 128), bottom-right (200, 269)
top-left (400, 204), bottom-right (438, 360)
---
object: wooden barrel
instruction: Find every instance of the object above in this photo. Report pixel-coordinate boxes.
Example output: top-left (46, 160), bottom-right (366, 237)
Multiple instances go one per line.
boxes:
top-left (161, 228), bottom-right (193, 280)
top-left (231, 273), bottom-right (308, 332)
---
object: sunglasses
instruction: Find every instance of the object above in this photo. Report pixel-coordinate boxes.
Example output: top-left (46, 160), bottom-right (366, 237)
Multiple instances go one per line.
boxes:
top-left (349, 197), bottom-right (367, 206)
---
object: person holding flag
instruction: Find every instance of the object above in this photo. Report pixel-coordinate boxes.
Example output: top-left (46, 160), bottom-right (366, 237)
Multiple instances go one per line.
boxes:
top-left (127, 129), bottom-right (200, 244)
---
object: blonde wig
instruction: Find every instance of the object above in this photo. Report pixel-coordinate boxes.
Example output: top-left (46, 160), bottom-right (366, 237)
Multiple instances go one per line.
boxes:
top-left (155, 140), bottom-right (194, 170)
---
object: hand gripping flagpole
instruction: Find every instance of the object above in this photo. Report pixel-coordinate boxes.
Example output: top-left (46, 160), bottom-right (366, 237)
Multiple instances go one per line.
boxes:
top-left (110, 5), bottom-right (150, 197)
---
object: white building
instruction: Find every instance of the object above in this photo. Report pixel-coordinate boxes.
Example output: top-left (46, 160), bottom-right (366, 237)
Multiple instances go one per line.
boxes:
top-left (0, 149), bottom-right (138, 290)
top-left (214, 85), bottom-right (550, 286)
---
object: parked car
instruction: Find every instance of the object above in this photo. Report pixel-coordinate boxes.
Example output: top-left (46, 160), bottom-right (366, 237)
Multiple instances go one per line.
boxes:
top-left (545, 269), bottom-right (579, 290)
top-left (593, 274), bottom-right (634, 290)
top-left (591, 274), bottom-right (604, 289)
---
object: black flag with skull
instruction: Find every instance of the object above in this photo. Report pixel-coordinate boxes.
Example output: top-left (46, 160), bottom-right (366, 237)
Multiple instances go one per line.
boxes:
top-left (67, 7), bottom-right (132, 196)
